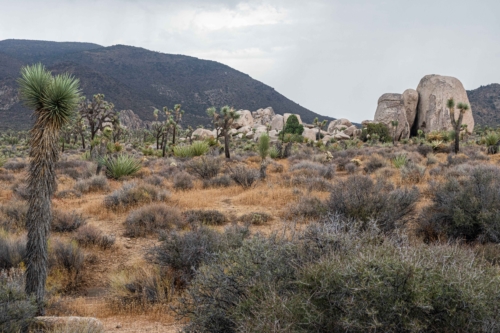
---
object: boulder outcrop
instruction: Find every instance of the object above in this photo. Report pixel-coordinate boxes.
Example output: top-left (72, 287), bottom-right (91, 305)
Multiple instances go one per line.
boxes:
top-left (416, 75), bottom-right (474, 133)
top-left (232, 110), bottom-right (254, 129)
top-left (192, 128), bottom-right (215, 139)
top-left (119, 110), bottom-right (143, 130)
top-left (328, 118), bottom-right (352, 133)
top-left (374, 93), bottom-right (411, 140)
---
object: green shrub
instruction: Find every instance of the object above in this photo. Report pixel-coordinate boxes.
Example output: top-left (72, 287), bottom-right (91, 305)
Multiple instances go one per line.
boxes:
top-left (361, 123), bottom-right (391, 143)
top-left (101, 154), bottom-right (142, 180)
top-left (257, 134), bottom-right (270, 160)
top-left (269, 146), bottom-right (280, 159)
top-left (174, 142), bottom-right (209, 158)
top-left (485, 132), bottom-right (499, 154)
top-left (419, 165), bottom-right (500, 243)
top-left (0, 155), bottom-right (7, 168)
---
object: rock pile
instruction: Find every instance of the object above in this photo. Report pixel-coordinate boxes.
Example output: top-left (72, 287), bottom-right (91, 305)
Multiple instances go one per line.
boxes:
top-left (368, 74), bottom-right (474, 139)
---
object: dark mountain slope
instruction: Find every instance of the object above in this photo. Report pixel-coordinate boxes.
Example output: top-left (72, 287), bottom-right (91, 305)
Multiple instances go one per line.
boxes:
top-left (468, 84), bottom-right (500, 127)
top-left (0, 40), bottom-right (333, 130)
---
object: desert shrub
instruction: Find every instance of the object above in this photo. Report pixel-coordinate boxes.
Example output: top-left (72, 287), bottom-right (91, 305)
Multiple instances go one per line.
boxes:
top-left (144, 175), bottom-right (163, 186)
top-left (185, 210), bottom-right (228, 226)
top-left (0, 201), bottom-right (28, 231)
top-left (361, 123), bottom-right (391, 143)
top-left (485, 132), bottom-right (499, 154)
top-left (288, 196), bottom-right (327, 220)
top-left (447, 153), bottom-right (469, 166)
top-left (55, 189), bottom-right (82, 199)
top-left (110, 266), bottom-right (171, 306)
top-left (363, 154), bottom-right (386, 173)
top-left (328, 175), bottom-right (419, 232)
top-left (202, 174), bottom-right (232, 188)
top-left (49, 239), bottom-right (85, 290)
top-left (345, 162), bottom-right (357, 174)
top-left (291, 176), bottom-right (333, 192)
top-left (11, 183), bottom-right (29, 200)
top-left (238, 212), bottom-right (272, 225)
top-left (3, 160), bottom-right (26, 171)
top-left (0, 173), bottom-right (14, 182)
top-left (173, 171), bottom-right (194, 190)
top-left (74, 175), bottom-right (109, 193)
top-left (417, 144), bottom-right (433, 157)
top-left (229, 165), bottom-right (259, 189)
top-left (52, 210), bottom-right (87, 233)
top-left (0, 269), bottom-right (37, 333)
top-left (124, 204), bottom-right (184, 237)
top-left (177, 221), bottom-right (500, 333)
top-left (269, 146), bottom-right (280, 159)
top-left (400, 162), bottom-right (426, 184)
top-left (101, 154), bottom-right (142, 180)
top-left (186, 156), bottom-right (221, 179)
top-left (419, 165), bottom-right (500, 243)
top-left (426, 153), bottom-right (438, 165)
top-left (148, 225), bottom-right (249, 289)
top-left (104, 182), bottom-right (169, 210)
top-left (0, 232), bottom-right (26, 270)
top-left (289, 160), bottom-right (335, 179)
top-left (74, 225), bottom-right (115, 250)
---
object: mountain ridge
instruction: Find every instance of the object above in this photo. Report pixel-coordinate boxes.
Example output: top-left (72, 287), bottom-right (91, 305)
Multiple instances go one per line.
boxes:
top-left (0, 39), bottom-right (334, 130)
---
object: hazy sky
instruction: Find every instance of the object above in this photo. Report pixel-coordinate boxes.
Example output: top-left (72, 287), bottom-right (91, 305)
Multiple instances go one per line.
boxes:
top-left (1, 0), bottom-right (499, 121)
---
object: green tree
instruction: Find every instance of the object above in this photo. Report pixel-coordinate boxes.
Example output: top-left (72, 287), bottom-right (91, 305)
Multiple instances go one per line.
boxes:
top-left (207, 106), bottom-right (240, 158)
top-left (78, 93), bottom-right (116, 150)
top-left (313, 117), bottom-right (328, 141)
top-left (447, 98), bottom-right (469, 154)
top-left (283, 115), bottom-right (304, 135)
top-left (18, 63), bottom-right (80, 314)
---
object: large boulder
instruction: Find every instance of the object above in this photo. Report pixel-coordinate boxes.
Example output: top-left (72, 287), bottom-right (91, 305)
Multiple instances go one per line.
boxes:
top-left (344, 125), bottom-right (357, 137)
top-left (270, 114), bottom-right (284, 131)
top-left (232, 110), bottom-right (254, 129)
top-left (284, 113), bottom-right (303, 125)
top-left (253, 107), bottom-right (275, 125)
top-left (253, 126), bottom-right (268, 141)
top-left (302, 128), bottom-right (317, 141)
top-left (403, 89), bottom-right (419, 129)
top-left (416, 75), bottom-right (474, 133)
top-left (237, 126), bottom-right (252, 134)
top-left (374, 93), bottom-right (410, 140)
top-left (119, 110), bottom-right (143, 130)
top-left (334, 132), bottom-right (351, 140)
top-left (192, 128), bottom-right (215, 139)
top-left (328, 118), bottom-right (352, 133)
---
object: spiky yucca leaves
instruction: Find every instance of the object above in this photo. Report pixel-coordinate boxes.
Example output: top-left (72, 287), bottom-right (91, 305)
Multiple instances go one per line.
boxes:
top-left (18, 63), bottom-right (80, 314)
top-left (101, 154), bottom-right (142, 180)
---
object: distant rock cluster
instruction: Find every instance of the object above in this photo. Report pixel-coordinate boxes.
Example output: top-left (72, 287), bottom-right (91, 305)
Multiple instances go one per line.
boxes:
top-left (371, 74), bottom-right (474, 140)
top-left (192, 107), bottom-right (361, 143)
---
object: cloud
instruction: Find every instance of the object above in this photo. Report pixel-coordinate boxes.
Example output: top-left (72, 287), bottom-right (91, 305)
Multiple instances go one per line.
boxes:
top-left (1, 0), bottom-right (499, 121)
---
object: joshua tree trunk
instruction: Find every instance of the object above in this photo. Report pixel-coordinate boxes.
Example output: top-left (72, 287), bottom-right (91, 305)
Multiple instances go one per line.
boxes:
top-left (25, 118), bottom-right (59, 315)
top-left (172, 126), bottom-right (176, 145)
top-left (450, 112), bottom-right (464, 154)
top-left (224, 131), bottom-right (230, 159)
top-left (81, 133), bottom-right (86, 149)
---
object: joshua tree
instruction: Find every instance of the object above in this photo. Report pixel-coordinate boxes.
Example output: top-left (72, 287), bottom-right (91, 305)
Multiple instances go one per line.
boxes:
top-left (258, 133), bottom-right (270, 179)
top-left (168, 104), bottom-right (184, 145)
top-left (151, 109), bottom-right (165, 149)
top-left (391, 120), bottom-right (399, 145)
top-left (18, 63), bottom-right (80, 314)
top-left (313, 117), bottom-right (328, 141)
top-left (447, 98), bottom-right (469, 154)
top-left (207, 106), bottom-right (240, 158)
top-left (78, 93), bottom-right (115, 148)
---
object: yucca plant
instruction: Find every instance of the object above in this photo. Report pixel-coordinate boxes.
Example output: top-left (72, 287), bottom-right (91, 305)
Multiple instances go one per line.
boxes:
top-left (173, 145), bottom-right (192, 158)
top-left (269, 146), bottom-right (279, 159)
top-left (18, 63), bottom-right (80, 314)
top-left (0, 155), bottom-right (7, 167)
top-left (190, 141), bottom-right (209, 157)
top-left (101, 154), bottom-right (142, 180)
top-left (392, 154), bottom-right (408, 169)
top-left (485, 132), bottom-right (499, 154)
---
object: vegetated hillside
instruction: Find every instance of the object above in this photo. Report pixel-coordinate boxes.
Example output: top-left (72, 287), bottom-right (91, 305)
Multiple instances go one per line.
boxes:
top-left (468, 84), bottom-right (500, 127)
top-left (0, 39), bottom-right (334, 130)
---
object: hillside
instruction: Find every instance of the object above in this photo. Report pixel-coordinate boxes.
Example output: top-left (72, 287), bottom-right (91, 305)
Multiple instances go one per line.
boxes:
top-left (0, 39), bottom-right (334, 130)
top-left (467, 83), bottom-right (500, 127)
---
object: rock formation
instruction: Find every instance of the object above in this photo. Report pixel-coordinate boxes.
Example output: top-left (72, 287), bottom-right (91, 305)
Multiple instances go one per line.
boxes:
top-left (232, 110), bottom-right (254, 129)
top-left (403, 89), bottom-right (419, 129)
top-left (192, 128), bottom-right (215, 139)
top-left (416, 75), bottom-right (474, 133)
top-left (374, 93), bottom-right (411, 140)
top-left (119, 110), bottom-right (143, 130)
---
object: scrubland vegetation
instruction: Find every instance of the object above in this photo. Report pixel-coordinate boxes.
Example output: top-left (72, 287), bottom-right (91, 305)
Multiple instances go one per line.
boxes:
top-left (2, 119), bottom-right (500, 332)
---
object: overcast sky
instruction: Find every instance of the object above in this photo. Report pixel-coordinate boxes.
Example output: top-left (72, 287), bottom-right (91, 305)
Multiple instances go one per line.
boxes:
top-left (1, 0), bottom-right (499, 121)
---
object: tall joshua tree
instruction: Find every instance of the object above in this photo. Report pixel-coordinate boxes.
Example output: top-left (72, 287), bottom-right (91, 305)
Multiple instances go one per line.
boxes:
top-left (447, 98), bottom-right (469, 154)
top-left (207, 106), bottom-right (240, 158)
top-left (18, 64), bottom-right (80, 314)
